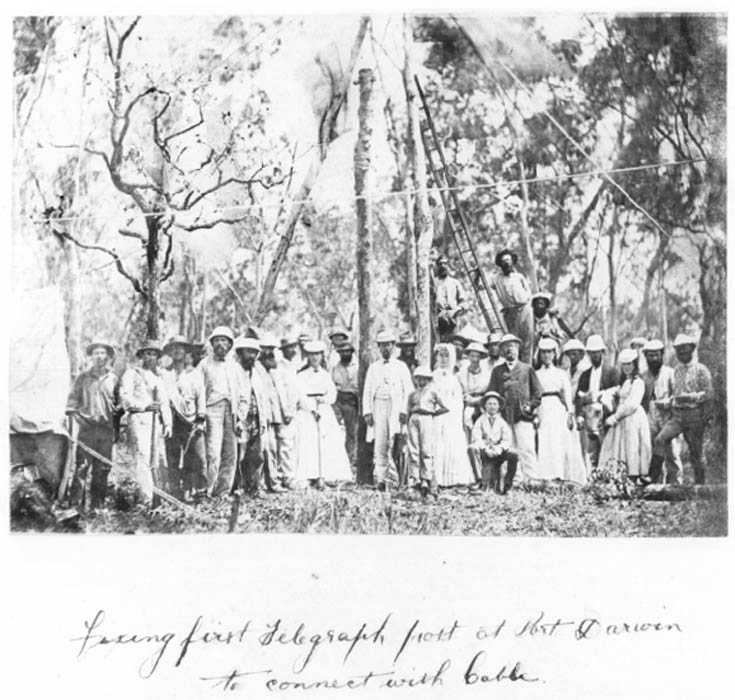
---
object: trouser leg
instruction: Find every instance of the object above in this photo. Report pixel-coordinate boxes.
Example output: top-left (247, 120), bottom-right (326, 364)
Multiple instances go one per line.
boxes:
top-left (503, 448), bottom-right (519, 493)
top-left (373, 398), bottom-right (392, 484)
top-left (165, 413), bottom-right (187, 498)
top-left (275, 421), bottom-right (295, 483)
top-left (262, 425), bottom-right (278, 490)
top-left (205, 402), bottom-right (224, 492)
top-left (664, 436), bottom-right (683, 485)
top-left (512, 421), bottom-right (537, 481)
top-left (242, 426), bottom-right (264, 494)
top-left (341, 400), bottom-right (358, 470)
top-left (467, 446), bottom-right (483, 486)
top-left (184, 429), bottom-right (207, 493)
top-left (683, 424), bottom-right (706, 485)
top-left (212, 404), bottom-right (238, 497)
top-left (406, 416), bottom-right (421, 483)
top-left (586, 431), bottom-right (602, 470)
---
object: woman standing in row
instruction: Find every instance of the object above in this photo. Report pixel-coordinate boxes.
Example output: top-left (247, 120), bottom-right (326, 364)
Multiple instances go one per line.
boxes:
top-left (535, 338), bottom-right (587, 485)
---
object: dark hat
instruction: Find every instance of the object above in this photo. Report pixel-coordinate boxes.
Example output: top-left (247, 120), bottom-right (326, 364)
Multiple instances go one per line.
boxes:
top-left (328, 327), bottom-right (349, 340)
top-left (163, 335), bottom-right (193, 355)
top-left (136, 340), bottom-right (163, 358)
top-left (86, 340), bottom-right (115, 358)
top-left (336, 341), bottom-right (355, 352)
top-left (494, 248), bottom-right (518, 267)
top-left (281, 335), bottom-right (299, 349)
top-left (531, 292), bottom-right (552, 306)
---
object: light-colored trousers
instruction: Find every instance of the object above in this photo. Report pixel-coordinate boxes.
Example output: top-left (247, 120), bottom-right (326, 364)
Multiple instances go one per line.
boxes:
top-left (510, 420), bottom-right (537, 482)
top-left (205, 400), bottom-right (237, 495)
top-left (274, 421), bottom-right (296, 481)
top-left (373, 397), bottom-right (397, 484)
top-left (406, 413), bottom-right (435, 484)
top-left (127, 411), bottom-right (167, 504)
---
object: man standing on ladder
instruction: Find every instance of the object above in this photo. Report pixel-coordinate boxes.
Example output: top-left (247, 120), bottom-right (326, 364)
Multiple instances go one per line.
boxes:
top-left (434, 254), bottom-right (468, 343)
top-left (491, 248), bottom-right (534, 364)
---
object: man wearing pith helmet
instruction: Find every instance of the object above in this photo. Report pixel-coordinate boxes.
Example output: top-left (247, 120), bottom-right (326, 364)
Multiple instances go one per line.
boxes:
top-left (641, 339), bottom-right (682, 484)
top-left (199, 326), bottom-right (240, 496)
top-left (362, 330), bottom-right (414, 489)
top-left (651, 333), bottom-right (713, 485)
top-left (575, 334), bottom-right (620, 470)
top-left (65, 340), bottom-right (120, 508)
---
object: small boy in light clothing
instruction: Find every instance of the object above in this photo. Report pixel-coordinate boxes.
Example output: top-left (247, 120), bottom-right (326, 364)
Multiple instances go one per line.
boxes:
top-left (406, 366), bottom-right (449, 499)
top-left (467, 391), bottom-right (519, 494)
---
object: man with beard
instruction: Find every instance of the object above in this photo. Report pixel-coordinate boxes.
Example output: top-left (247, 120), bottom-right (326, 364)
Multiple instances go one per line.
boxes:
top-left (120, 340), bottom-right (172, 505)
top-left (161, 336), bottom-right (207, 501)
top-left (199, 326), bottom-right (240, 496)
top-left (531, 292), bottom-right (567, 366)
top-left (65, 340), bottom-right (120, 509)
top-left (231, 337), bottom-right (273, 498)
top-left (491, 248), bottom-right (534, 363)
top-left (331, 341), bottom-right (359, 472)
top-left (485, 330), bottom-right (505, 371)
top-left (562, 338), bottom-right (589, 397)
top-left (651, 334), bottom-right (713, 485)
top-left (575, 334), bottom-right (620, 470)
top-left (434, 254), bottom-right (468, 343)
top-left (396, 332), bottom-right (418, 374)
top-left (641, 339), bottom-right (682, 484)
top-left (257, 333), bottom-right (291, 493)
top-left (488, 333), bottom-right (542, 488)
top-left (362, 330), bottom-right (414, 489)
top-left (280, 335), bottom-right (302, 370)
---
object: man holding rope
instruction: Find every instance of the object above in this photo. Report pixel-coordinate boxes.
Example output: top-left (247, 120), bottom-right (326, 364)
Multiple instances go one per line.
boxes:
top-left (65, 340), bottom-right (120, 509)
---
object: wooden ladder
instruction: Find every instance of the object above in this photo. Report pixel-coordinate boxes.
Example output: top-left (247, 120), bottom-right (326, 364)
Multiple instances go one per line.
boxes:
top-left (415, 76), bottom-right (506, 334)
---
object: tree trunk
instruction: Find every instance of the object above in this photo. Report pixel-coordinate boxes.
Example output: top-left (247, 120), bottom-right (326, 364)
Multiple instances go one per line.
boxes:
top-left (403, 23), bottom-right (434, 366)
top-left (355, 67), bottom-right (376, 485)
top-left (253, 17), bottom-right (370, 324)
top-left (513, 138), bottom-right (539, 292)
top-left (145, 216), bottom-right (162, 340)
top-left (402, 19), bottom-right (418, 329)
top-left (607, 209), bottom-right (618, 354)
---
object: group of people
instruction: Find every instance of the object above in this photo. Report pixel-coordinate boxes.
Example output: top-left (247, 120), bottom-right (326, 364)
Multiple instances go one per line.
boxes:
top-left (65, 308), bottom-right (713, 508)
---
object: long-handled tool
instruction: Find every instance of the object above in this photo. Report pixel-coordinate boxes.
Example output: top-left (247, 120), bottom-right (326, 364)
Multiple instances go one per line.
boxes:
top-left (308, 393), bottom-right (325, 489)
top-left (58, 413), bottom-right (79, 504)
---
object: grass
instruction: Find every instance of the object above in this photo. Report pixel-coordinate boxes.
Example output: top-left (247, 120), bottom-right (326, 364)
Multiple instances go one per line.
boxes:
top-left (27, 481), bottom-right (724, 537)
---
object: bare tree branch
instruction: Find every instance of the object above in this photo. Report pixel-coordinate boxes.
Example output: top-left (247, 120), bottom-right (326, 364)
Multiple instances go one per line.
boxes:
top-left (118, 228), bottom-right (147, 242)
top-left (50, 226), bottom-right (147, 298)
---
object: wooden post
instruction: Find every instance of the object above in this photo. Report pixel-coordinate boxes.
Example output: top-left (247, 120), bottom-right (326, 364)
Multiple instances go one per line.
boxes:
top-left (355, 67), bottom-right (377, 484)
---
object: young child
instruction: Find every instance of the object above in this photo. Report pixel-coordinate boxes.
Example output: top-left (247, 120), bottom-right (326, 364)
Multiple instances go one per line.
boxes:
top-left (467, 391), bottom-right (519, 494)
top-left (406, 366), bottom-right (449, 499)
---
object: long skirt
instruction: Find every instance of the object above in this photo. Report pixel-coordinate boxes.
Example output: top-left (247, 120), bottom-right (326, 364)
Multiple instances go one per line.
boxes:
top-left (433, 409), bottom-right (475, 486)
top-left (294, 406), bottom-right (352, 482)
top-left (536, 396), bottom-right (587, 485)
top-left (599, 407), bottom-right (651, 476)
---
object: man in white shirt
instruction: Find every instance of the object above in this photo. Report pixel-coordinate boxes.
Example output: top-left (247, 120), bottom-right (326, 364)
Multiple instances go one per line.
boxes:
top-left (362, 330), bottom-right (414, 489)
top-left (331, 341), bottom-right (359, 472)
top-left (434, 255), bottom-right (468, 342)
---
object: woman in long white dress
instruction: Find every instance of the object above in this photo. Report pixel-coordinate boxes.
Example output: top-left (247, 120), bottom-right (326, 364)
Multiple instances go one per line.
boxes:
top-left (293, 340), bottom-right (352, 488)
top-left (535, 338), bottom-right (587, 485)
top-left (599, 348), bottom-right (651, 480)
top-left (457, 341), bottom-right (491, 443)
top-left (432, 343), bottom-right (475, 486)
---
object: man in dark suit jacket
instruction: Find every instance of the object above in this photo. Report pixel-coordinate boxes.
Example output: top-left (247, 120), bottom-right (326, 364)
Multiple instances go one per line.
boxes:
top-left (575, 334), bottom-right (620, 470)
top-left (488, 334), bottom-right (543, 491)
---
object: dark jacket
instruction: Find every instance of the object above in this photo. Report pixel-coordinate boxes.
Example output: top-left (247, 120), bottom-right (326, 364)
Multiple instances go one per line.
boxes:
top-left (488, 361), bottom-right (542, 425)
top-left (575, 364), bottom-right (620, 416)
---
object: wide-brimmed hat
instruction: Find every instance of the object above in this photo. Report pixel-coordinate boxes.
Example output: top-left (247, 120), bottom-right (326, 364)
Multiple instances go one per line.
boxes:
top-left (136, 340), bottom-right (163, 358)
top-left (465, 341), bottom-right (488, 357)
top-left (494, 248), bottom-right (518, 267)
top-left (500, 333), bottom-right (522, 345)
top-left (297, 332), bottom-right (312, 344)
top-left (209, 325), bottom-right (234, 344)
top-left (396, 331), bottom-right (417, 346)
top-left (376, 330), bottom-right (396, 344)
top-left (258, 332), bottom-right (279, 349)
top-left (487, 331), bottom-right (504, 345)
top-left (281, 335), bottom-right (299, 349)
top-left (531, 292), bottom-right (552, 305)
top-left (303, 340), bottom-right (327, 354)
top-left (163, 335), bottom-right (193, 355)
top-left (673, 333), bottom-right (697, 347)
top-left (455, 323), bottom-right (485, 345)
top-left (482, 390), bottom-right (506, 409)
top-left (86, 340), bottom-right (115, 358)
top-left (537, 337), bottom-right (558, 352)
top-left (585, 334), bottom-right (606, 352)
top-left (562, 338), bottom-right (585, 354)
top-left (618, 348), bottom-right (638, 364)
top-left (630, 336), bottom-right (647, 347)
top-left (234, 337), bottom-right (260, 353)
top-left (413, 365), bottom-right (433, 379)
top-left (642, 339), bottom-right (665, 353)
